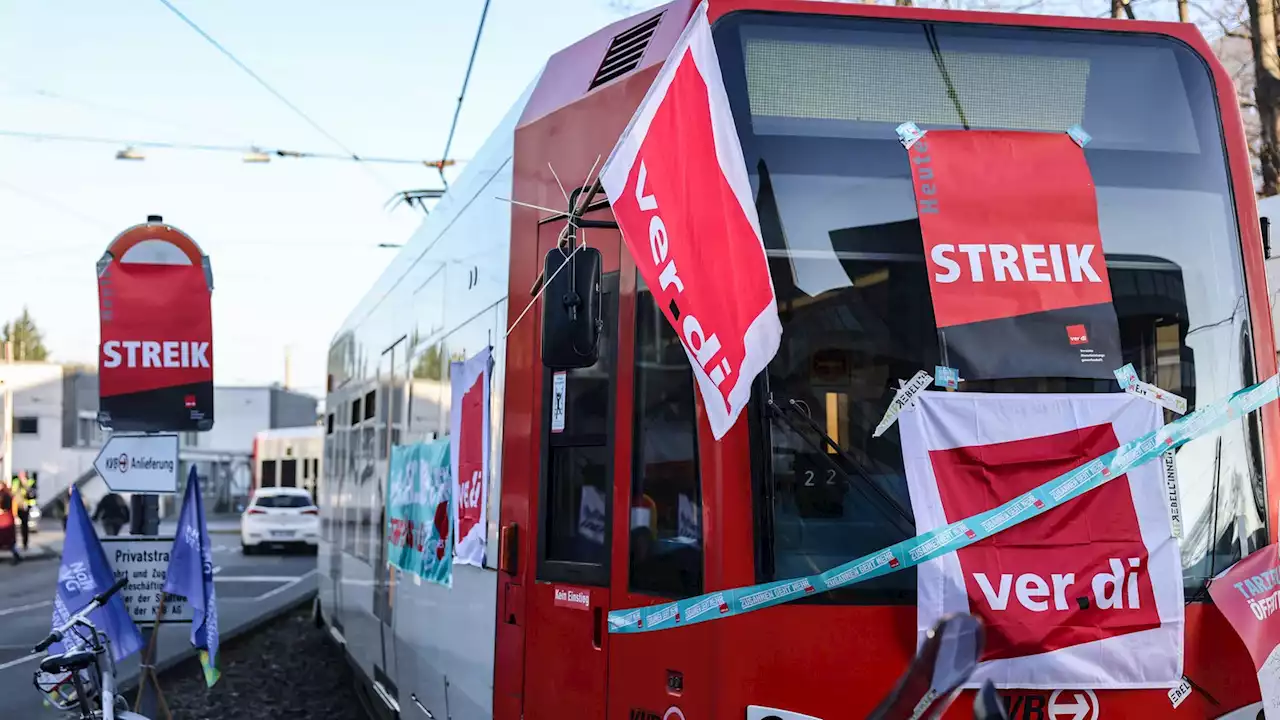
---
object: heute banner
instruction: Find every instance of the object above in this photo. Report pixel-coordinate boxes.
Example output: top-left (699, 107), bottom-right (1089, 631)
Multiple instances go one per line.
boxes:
top-left (449, 347), bottom-right (491, 568)
top-left (600, 0), bottom-right (781, 440)
top-left (98, 220), bottom-right (214, 432)
top-left (906, 130), bottom-right (1121, 380)
top-left (387, 439), bottom-right (453, 587)
top-left (900, 392), bottom-right (1183, 688)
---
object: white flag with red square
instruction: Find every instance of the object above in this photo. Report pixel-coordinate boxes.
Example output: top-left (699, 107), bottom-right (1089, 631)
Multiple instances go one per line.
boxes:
top-left (900, 391), bottom-right (1184, 688)
top-left (600, 0), bottom-right (781, 440)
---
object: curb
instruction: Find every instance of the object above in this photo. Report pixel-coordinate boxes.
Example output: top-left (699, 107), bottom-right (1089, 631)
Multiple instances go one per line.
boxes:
top-left (119, 587), bottom-right (318, 699)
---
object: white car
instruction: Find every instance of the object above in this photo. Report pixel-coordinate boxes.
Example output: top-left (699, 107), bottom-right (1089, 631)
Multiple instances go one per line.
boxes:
top-left (240, 487), bottom-right (320, 554)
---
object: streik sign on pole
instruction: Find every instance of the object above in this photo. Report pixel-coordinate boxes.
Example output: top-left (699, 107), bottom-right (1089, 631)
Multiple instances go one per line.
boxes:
top-left (98, 217), bottom-right (214, 433)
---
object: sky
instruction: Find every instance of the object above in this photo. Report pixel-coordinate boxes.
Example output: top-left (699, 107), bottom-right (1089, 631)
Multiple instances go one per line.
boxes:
top-left (0, 0), bottom-right (658, 400)
top-left (0, 0), bottom-right (1231, 406)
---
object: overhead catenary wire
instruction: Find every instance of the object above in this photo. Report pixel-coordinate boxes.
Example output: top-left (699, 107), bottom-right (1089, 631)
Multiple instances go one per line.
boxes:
top-left (0, 78), bottom-right (252, 148)
top-left (0, 129), bottom-right (457, 167)
top-left (439, 0), bottom-right (493, 188)
top-left (153, 0), bottom-right (410, 194)
top-left (155, 0), bottom-right (357, 159)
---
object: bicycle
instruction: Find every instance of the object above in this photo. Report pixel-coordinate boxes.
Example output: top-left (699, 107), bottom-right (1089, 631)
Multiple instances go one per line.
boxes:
top-left (31, 576), bottom-right (149, 720)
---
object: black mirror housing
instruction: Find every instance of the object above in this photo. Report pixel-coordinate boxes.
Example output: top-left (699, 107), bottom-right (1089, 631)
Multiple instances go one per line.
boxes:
top-left (541, 247), bottom-right (602, 369)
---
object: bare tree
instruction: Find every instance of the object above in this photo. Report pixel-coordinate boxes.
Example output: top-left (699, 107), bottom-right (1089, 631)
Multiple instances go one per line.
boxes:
top-left (1246, 0), bottom-right (1280, 194)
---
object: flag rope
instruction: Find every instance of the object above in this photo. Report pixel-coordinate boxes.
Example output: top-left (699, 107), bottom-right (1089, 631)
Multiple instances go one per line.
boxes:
top-left (609, 374), bottom-right (1280, 634)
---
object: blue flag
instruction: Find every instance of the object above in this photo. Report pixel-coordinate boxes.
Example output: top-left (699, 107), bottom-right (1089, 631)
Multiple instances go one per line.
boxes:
top-left (163, 466), bottom-right (220, 686)
top-left (49, 486), bottom-right (144, 663)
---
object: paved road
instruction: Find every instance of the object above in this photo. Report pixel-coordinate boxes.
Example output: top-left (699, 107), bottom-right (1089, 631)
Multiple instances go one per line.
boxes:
top-left (0, 528), bottom-right (317, 719)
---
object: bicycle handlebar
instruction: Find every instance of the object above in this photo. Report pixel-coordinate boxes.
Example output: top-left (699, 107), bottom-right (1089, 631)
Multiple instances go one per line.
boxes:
top-left (32, 576), bottom-right (129, 653)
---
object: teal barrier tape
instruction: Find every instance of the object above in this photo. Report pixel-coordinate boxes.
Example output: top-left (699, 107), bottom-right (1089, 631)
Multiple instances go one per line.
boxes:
top-left (608, 375), bottom-right (1280, 634)
top-left (934, 366), bottom-right (960, 389)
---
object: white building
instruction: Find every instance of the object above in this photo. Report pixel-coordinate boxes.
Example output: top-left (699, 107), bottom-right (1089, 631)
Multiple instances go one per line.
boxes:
top-left (0, 361), bottom-right (319, 517)
top-left (0, 362), bottom-right (97, 510)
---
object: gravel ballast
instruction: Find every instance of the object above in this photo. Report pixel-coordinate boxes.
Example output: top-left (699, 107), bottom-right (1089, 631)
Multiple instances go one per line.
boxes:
top-left (143, 603), bottom-right (368, 720)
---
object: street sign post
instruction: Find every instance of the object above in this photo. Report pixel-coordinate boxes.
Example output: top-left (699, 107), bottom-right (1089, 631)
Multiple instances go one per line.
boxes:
top-left (93, 215), bottom-right (215, 716)
top-left (93, 434), bottom-right (179, 493)
top-left (102, 537), bottom-right (195, 625)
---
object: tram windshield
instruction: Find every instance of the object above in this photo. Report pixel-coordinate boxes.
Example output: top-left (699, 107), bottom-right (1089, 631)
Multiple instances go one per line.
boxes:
top-left (713, 11), bottom-right (1265, 601)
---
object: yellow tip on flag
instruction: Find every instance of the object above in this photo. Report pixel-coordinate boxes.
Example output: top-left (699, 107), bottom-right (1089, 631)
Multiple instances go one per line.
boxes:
top-left (199, 650), bottom-right (220, 687)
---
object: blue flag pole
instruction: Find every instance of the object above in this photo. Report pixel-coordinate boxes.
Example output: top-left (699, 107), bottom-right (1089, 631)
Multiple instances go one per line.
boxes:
top-left (162, 466), bottom-right (220, 687)
top-left (49, 485), bottom-right (144, 663)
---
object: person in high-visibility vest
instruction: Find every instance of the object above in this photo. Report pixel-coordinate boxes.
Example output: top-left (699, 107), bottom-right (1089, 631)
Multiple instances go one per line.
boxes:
top-left (13, 473), bottom-right (30, 551)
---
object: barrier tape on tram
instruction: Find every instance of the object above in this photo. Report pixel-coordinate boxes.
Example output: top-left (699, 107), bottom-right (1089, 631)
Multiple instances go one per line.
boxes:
top-left (608, 374), bottom-right (1280, 634)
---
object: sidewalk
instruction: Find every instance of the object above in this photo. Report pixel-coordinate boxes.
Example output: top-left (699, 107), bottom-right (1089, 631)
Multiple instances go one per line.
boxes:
top-left (12, 524), bottom-right (64, 562)
top-left (8, 514), bottom-right (241, 563)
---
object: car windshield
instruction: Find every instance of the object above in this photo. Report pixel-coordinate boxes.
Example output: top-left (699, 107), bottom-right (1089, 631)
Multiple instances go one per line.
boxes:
top-left (255, 494), bottom-right (313, 509)
top-left (713, 11), bottom-right (1266, 601)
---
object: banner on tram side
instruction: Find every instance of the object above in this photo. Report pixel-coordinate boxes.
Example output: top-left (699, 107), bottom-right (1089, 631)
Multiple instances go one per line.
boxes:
top-left (387, 439), bottom-right (453, 587)
top-left (450, 347), bottom-right (491, 568)
top-left (899, 391), bottom-right (1183, 688)
top-left (1208, 544), bottom-right (1280, 713)
top-left (98, 219), bottom-right (215, 433)
top-left (600, 0), bottom-right (782, 441)
top-left (905, 130), bottom-right (1121, 380)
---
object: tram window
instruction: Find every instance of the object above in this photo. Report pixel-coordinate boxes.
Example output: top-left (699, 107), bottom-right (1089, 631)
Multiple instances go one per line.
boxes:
top-left (715, 11), bottom-right (1267, 600)
top-left (538, 273), bottom-right (619, 585)
top-left (544, 444), bottom-right (612, 566)
top-left (350, 398), bottom-right (361, 427)
top-left (344, 423), bottom-right (359, 558)
top-left (261, 461), bottom-right (277, 488)
top-left (551, 273), bottom-right (620, 440)
top-left (364, 390), bottom-right (376, 421)
top-left (629, 283), bottom-right (703, 598)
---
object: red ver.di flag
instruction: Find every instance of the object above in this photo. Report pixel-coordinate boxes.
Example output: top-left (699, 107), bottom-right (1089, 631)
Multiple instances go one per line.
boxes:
top-left (900, 392), bottom-right (1183, 688)
top-left (601, 0), bottom-right (781, 440)
top-left (450, 347), bottom-right (491, 567)
top-left (1209, 545), bottom-right (1280, 717)
top-left (907, 130), bottom-right (1121, 380)
top-left (98, 219), bottom-right (214, 432)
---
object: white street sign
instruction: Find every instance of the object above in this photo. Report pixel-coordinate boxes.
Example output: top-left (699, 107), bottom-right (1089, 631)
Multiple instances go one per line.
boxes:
top-left (93, 434), bottom-right (179, 493)
top-left (102, 537), bottom-right (194, 624)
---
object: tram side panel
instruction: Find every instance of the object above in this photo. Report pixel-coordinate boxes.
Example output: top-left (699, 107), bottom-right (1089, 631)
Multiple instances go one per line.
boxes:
top-left (319, 77), bottom-right (527, 718)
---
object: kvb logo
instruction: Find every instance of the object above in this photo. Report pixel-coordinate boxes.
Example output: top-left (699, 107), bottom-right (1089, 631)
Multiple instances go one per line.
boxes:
top-left (104, 454), bottom-right (131, 473)
top-left (928, 423), bottom-right (1160, 659)
top-left (1047, 690), bottom-right (1099, 720)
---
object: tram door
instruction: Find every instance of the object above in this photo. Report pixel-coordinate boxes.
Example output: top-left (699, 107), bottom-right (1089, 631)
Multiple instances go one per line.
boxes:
top-left (374, 340), bottom-right (406, 706)
top-left (523, 221), bottom-right (622, 720)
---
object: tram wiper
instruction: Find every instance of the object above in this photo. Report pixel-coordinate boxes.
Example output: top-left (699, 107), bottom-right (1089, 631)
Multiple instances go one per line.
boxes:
top-left (766, 395), bottom-right (916, 537)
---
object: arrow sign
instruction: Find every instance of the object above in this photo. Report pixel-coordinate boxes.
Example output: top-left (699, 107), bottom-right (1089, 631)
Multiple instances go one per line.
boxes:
top-left (1048, 689), bottom-right (1098, 720)
top-left (93, 434), bottom-right (179, 493)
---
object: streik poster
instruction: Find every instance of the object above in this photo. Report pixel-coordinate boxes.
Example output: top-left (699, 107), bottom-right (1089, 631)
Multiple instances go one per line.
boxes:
top-left (387, 439), bottom-right (453, 587)
top-left (906, 130), bottom-right (1121, 380)
top-left (900, 391), bottom-right (1183, 688)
